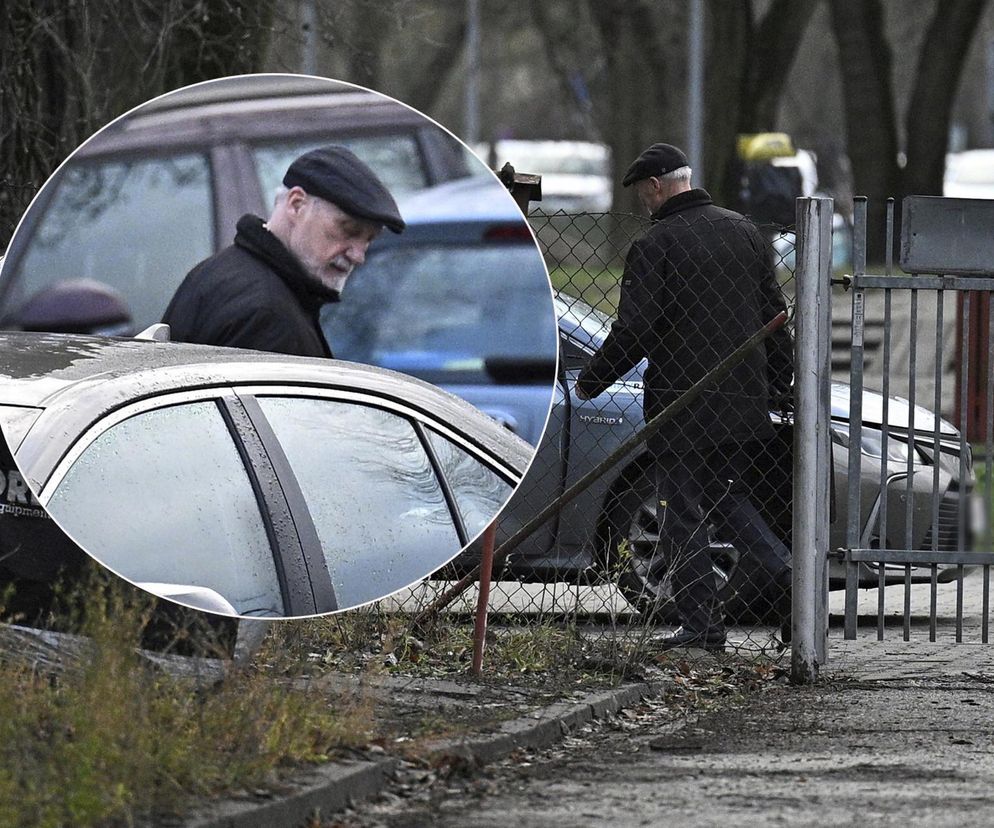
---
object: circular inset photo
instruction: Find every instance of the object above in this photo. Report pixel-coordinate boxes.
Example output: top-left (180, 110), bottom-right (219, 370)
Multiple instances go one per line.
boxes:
top-left (0, 74), bottom-right (557, 619)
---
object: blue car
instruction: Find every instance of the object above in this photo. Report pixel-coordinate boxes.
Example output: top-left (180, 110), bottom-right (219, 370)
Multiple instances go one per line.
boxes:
top-left (320, 176), bottom-right (559, 446)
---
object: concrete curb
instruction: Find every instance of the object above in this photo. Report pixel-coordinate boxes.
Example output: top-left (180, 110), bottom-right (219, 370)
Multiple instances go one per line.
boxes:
top-left (185, 758), bottom-right (400, 828)
top-left (181, 679), bottom-right (669, 828)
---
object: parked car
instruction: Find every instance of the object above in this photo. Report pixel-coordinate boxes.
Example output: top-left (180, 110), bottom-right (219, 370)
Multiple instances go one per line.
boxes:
top-left (321, 176), bottom-right (558, 446)
top-left (944, 149), bottom-right (994, 199)
top-left (480, 292), bottom-right (983, 620)
top-left (0, 331), bottom-right (531, 618)
top-left (475, 140), bottom-right (612, 213)
top-left (0, 74), bottom-right (472, 335)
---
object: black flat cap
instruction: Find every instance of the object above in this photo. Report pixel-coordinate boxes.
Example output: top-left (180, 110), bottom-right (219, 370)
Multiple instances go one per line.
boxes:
top-left (621, 143), bottom-right (690, 187)
top-left (284, 146), bottom-right (405, 233)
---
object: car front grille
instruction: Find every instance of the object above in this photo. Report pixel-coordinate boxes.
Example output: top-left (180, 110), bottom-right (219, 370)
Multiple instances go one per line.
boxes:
top-left (920, 484), bottom-right (972, 553)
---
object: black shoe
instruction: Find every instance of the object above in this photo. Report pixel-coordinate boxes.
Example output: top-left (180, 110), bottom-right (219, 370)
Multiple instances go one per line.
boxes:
top-left (779, 617), bottom-right (791, 645)
top-left (658, 626), bottom-right (726, 653)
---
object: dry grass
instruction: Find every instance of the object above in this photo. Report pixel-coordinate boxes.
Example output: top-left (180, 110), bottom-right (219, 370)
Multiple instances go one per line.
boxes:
top-left (0, 573), bottom-right (373, 828)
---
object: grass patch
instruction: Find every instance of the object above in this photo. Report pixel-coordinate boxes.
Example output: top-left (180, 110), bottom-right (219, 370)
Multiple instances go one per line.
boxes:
top-left (261, 608), bottom-right (629, 686)
top-left (549, 266), bottom-right (624, 316)
top-left (0, 573), bottom-right (372, 828)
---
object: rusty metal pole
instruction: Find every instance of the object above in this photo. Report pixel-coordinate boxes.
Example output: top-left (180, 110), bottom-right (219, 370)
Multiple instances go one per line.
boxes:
top-left (471, 522), bottom-right (497, 676)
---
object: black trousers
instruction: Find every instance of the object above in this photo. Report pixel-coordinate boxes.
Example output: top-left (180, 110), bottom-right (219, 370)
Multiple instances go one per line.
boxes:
top-left (654, 442), bottom-right (791, 633)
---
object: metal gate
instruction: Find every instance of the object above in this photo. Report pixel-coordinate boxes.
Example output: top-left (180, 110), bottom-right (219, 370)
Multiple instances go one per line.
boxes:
top-left (794, 195), bottom-right (993, 677)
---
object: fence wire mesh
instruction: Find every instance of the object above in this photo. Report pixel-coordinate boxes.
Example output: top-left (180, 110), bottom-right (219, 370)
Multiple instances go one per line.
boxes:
top-left (362, 208), bottom-right (802, 664)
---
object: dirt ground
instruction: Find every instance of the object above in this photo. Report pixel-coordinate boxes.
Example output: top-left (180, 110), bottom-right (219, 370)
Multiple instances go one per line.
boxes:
top-left (330, 670), bottom-right (994, 828)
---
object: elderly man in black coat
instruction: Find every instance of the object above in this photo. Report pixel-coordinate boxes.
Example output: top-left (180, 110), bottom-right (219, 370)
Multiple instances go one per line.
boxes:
top-left (576, 143), bottom-right (794, 651)
top-left (163, 146), bottom-right (405, 357)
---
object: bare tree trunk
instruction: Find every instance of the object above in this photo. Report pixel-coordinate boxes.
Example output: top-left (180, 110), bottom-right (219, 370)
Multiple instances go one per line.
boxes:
top-left (745, 0), bottom-right (819, 130)
top-left (830, 0), bottom-right (901, 262)
top-left (903, 0), bottom-right (989, 196)
top-left (164, 1), bottom-right (274, 86)
top-left (400, 14), bottom-right (467, 116)
top-left (586, 0), bottom-right (670, 215)
top-left (0, 0), bottom-right (279, 249)
top-left (706, 1), bottom-right (750, 207)
top-left (708, 0), bottom-right (817, 209)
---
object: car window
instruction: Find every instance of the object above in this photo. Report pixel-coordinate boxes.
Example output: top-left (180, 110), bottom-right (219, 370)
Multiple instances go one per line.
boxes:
top-left (47, 401), bottom-right (283, 616)
top-left (256, 397), bottom-right (460, 608)
top-left (253, 135), bottom-right (428, 202)
top-left (9, 154), bottom-right (213, 331)
top-left (425, 429), bottom-right (513, 538)
top-left (559, 334), bottom-right (591, 368)
top-left (554, 293), bottom-right (614, 347)
top-left (322, 243), bottom-right (557, 384)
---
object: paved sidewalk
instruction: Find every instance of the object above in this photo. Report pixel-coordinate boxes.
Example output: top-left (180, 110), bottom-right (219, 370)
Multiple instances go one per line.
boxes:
top-left (181, 574), bottom-right (994, 826)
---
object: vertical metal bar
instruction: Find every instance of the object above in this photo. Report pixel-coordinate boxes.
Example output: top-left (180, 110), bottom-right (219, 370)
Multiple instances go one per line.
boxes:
top-left (845, 198), bottom-right (867, 640)
top-left (878, 201), bottom-right (893, 641)
top-left (464, 0), bottom-right (482, 146)
top-left (878, 288), bottom-right (892, 641)
top-left (687, 0), bottom-right (705, 185)
top-left (957, 292), bottom-right (972, 643)
top-left (930, 289), bottom-right (944, 643)
top-left (792, 196), bottom-right (834, 683)
top-left (904, 284), bottom-right (919, 642)
top-left (300, 0), bottom-right (318, 75)
top-left (472, 522), bottom-right (498, 676)
top-left (985, 294), bottom-right (993, 643)
top-left (816, 215), bottom-right (833, 668)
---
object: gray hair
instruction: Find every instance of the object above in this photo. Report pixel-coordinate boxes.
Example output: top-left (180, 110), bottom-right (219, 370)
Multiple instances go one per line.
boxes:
top-left (659, 165), bottom-right (693, 183)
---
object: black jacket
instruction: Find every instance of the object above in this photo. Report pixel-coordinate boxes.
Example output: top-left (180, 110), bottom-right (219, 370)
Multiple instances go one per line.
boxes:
top-left (576, 189), bottom-right (793, 452)
top-left (162, 215), bottom-right (337, 357)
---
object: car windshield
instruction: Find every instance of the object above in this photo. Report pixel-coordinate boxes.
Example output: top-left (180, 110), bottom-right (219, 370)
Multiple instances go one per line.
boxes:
top-left (253, 135), bottom-right (428, 202)
top-left (322, 243), bottom-right (557, 384)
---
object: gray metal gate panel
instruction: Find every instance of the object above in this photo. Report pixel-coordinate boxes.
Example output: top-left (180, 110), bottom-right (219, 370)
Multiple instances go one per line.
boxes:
top-left (841, 196), bottom-right (993, 644)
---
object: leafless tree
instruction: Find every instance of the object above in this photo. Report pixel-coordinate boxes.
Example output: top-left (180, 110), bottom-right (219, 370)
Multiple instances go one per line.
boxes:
top-left (831, 0), bottom-right (988, 260)
top-left (528, 0), bottom-right (816, 213)
top-left (0, 0), bottom-right (276, 249)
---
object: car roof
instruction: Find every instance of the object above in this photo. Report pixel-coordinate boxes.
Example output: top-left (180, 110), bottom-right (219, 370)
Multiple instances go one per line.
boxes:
top-left (0, 332), bottom-right (531, 478)
top-left (73, 87), bottom-right (428, 158)
top-left (395, 176), bottom-right (525, 226)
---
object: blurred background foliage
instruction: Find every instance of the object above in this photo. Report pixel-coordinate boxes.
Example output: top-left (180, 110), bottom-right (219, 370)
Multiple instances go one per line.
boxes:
top-left (3, 0), bottom-right (993, 260)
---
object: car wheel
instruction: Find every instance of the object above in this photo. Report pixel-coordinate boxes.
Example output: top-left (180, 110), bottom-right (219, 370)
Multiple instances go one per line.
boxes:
top-left (604, 470), bottom-right (743, 623)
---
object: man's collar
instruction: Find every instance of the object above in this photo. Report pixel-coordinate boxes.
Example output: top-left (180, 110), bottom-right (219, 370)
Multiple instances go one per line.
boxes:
top-left (234, 214), bottom-right (341, 308)
top-left (651, 188), bottom-right (713, 221)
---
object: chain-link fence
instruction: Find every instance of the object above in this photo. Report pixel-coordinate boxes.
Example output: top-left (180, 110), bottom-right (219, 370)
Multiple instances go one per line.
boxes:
top-left (366, 207), bottom-right (801, 664)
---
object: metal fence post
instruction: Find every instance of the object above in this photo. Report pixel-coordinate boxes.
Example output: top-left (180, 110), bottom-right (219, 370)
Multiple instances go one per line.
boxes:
top-left (792, 196), bottom-right (833, 683)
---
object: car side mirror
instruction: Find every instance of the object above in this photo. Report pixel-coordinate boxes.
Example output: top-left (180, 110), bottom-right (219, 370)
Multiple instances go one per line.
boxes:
top-left (135, 582), bottom-right (239, 616)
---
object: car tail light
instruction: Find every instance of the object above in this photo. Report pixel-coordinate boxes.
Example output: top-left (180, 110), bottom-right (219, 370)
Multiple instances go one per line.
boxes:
top-left (483, 223), bottom-right (533, 242)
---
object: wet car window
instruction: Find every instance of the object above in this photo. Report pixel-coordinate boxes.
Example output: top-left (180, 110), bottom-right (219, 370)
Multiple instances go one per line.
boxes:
top-left (554, 293), bottom-right (613, 346)
top-left (322, 244), bottom-right (557, 384)
top-left (47, 401), bottom-right (283, 616)
top-left (253, 135), bottom-right (427, 201)
top-left (10, 154), bottom-right (213, 331)
top-left (425, 429), bottom-right (513, 538)
top-left (257, 397), bottom-right (459, 607)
